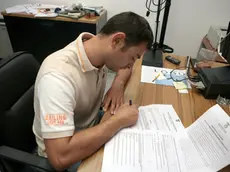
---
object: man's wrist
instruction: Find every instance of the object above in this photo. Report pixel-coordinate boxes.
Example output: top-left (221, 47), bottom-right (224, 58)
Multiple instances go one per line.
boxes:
top-left (112, 77), bottom-right (125, 89)
top-left (114, 68), bottom-right (132, 87)
top-left (107, 115), bottom-right (124, 131)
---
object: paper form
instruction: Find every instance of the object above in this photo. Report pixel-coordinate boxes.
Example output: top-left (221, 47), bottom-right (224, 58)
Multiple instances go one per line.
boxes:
top-left (102, 130), bottom-right (186, 172)
top-left (179, 132), bottom-right (212, 172)
top-left (102, 104), bottom-right (230, 172)
top-left (127, 105), bottom-right (184, 132)
top-left (185, 104), bottom-right (230, 172)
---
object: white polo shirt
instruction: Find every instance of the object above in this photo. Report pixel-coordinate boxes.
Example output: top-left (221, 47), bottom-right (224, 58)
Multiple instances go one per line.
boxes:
top-left (32, 33), bottom-right (107, 157)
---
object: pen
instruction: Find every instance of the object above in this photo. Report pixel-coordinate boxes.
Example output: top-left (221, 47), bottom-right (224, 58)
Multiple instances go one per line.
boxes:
top-left (129, 100), bottom-right (132, 106)
top-left (152, 73), bottom-right (160, 82)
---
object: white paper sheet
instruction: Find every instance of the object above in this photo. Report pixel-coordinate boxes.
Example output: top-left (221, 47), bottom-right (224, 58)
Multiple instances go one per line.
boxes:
top-left (102, 104), bottom-right (230, 172)
top-left (102, 130), bottom-right (186, 172)
top-left (5, 4), bottom-right (61, 14)
top-left (185, 104), bottom-right (230, 172)
top-left (127, 105), bottom-right (184, 132)
top-left (6, 4), bottom-right (33, 13)
top-left (179, 132), bottom-right (214, 172)
top-left (141, 66), bottom-right (191, 88)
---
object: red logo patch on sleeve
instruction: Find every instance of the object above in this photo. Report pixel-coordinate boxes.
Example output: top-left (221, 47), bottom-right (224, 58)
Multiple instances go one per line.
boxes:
top-left (44, 114), bottom-right (67, 126)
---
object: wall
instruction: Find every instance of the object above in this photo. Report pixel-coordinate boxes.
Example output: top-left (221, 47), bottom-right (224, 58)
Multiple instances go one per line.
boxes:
top-left (166, 0), bottom-right (230, 57)
top-left (1, 0), bottom-right (230, 58)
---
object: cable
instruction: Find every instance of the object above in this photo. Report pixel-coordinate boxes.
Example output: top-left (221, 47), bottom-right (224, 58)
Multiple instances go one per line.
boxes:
top-left (186, 56), bottom-right (201, 82)
top-left (160, 6), bottom-right (166, 11)
top-left (145, 0), bottom-right (173, 54)
top-left (146, 0), bottom-right (157, 13)
top-left (145, 0), bottom-right (166, 13)
top-left (152, 0), bottom-right (166, 6)
top-left (148, 0), bottom-right (152, 9)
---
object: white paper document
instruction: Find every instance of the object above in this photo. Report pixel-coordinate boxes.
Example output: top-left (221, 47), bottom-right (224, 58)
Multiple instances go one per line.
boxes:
top-left (141, 66), bottom-right (191, 88)
top-left (102, 104), bottom-right (230, 172)
top-left (102, 130), bottom-right (186, 172)
top-left (128, 105), bottom-right (184, 132)
top-left (6, 4), bottom-right (61, 14)
top-left (6, 4), bottom-right (33, 14)
top-left (183, 105), bottom-right (230, 172)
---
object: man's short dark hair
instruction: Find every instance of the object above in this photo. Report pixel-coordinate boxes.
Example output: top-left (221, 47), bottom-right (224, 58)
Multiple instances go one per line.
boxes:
top-left (100, 12), bottom-right (153, 50)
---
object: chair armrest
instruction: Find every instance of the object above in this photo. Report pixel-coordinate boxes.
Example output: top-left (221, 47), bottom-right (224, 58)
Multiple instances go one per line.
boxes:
top-left (0, 146), bottom-right (55, 172)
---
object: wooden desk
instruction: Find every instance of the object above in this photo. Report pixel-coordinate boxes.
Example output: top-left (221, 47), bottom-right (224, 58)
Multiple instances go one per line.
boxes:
top-left (1, 10), bottom-right (107, 64)
top-left (1, 10), bottom-right (106, 24)
top-left (78, 54), bottom-right (230, 172)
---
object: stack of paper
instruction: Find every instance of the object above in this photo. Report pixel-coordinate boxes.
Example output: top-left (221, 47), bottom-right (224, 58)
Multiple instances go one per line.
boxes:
top-left (102, 104), bottom-right (230, 172)
top-left (5, 4), bottom-right (61, 16)
top-left (6, 4), bottom-right (33, 14)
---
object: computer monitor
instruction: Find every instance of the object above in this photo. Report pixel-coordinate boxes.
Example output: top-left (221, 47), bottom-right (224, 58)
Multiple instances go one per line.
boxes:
top-left (222, 22), bottom-right (230, 63)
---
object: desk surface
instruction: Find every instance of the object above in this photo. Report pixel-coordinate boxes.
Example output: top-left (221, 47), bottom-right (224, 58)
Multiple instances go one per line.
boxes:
top-left (1, 10), bottom-right (107, 24)
top-left (78, 54), bottom-right (230, 172)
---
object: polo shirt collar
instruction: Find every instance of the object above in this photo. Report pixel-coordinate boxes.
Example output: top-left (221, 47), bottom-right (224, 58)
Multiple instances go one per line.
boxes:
top-left (76, 32), bottom-right (98, 72)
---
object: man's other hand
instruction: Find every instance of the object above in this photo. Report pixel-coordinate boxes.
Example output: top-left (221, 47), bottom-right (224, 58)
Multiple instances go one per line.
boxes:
top-left (102, 80), bottom-right (125, 115)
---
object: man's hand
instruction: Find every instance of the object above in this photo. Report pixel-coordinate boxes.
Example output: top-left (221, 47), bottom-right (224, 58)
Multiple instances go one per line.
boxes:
top-left (111, 103), bottom-right (139, 128)
top-left (103, 80), bottom-right (125, 115)
top-left (103, 67), bottom-right (132, 114)
top-left (44, 103), bottom-right (138, 171)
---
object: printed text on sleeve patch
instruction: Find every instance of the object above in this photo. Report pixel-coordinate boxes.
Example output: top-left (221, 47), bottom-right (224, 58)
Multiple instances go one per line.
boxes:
top-left (45, 114), bottom-right (68, 126)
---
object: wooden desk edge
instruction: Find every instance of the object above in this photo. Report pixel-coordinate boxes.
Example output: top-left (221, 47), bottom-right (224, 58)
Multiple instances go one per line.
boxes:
top-left (1, 10), bottom-right (107, 24)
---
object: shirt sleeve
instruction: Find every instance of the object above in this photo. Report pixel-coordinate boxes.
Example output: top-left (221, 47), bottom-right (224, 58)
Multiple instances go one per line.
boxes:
top-left (37, 72), bottom-right (76, 139)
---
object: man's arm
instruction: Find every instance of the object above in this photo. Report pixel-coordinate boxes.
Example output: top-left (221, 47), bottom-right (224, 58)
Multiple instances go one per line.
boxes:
top-left (114, 67), bottom-right (132, 87)
top-left (45, 104), bottom-right (138, 171)
top-left (37, 73), bottom-right (138, 171)
top-left (103, 67), bottom-right (132, 114)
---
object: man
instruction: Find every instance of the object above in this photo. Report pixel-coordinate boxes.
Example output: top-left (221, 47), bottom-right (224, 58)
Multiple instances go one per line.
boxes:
top-left (33, 11), bottom-right (153, 171)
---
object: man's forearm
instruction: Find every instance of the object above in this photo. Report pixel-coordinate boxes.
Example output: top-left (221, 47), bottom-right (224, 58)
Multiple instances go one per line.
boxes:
top-left (113, 67), bottom-right (132, 87)
top-left (46, 115), bottom-right (122, 170)
top-left (67, 116), bottom-right (121, 160)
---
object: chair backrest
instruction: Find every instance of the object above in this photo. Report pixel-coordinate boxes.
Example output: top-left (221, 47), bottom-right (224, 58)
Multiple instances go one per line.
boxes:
top-left (0, 52), bottom-right (40, 153)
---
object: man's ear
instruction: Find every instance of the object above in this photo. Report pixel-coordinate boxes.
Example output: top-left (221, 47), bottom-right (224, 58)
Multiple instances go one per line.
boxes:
top-left (111, 32), bottom-right (126, 50)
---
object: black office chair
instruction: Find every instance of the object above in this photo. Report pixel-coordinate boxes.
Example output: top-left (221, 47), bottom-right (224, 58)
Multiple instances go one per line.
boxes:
top-left (0, 52), bottom-right (55, 172)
